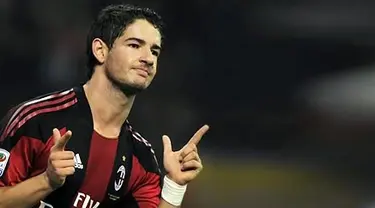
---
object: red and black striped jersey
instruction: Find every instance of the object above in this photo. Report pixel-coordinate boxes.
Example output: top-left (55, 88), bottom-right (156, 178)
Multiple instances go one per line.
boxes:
top-left (0, 86), bottom-right (161, 208)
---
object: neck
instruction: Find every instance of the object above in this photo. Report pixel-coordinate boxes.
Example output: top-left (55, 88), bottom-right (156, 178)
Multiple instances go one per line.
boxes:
top-left (83, 71), bottom-right (135, 138)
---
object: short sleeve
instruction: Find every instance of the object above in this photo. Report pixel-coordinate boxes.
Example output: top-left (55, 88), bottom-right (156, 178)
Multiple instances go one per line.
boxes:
top-left (0, 107), bottom-right (44, 186)
top-left (131, 156), bottom-right (161, 208)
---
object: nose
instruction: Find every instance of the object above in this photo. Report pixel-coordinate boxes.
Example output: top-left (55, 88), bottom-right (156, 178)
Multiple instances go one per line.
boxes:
top-left (140, 50), bottom-right (154, 67)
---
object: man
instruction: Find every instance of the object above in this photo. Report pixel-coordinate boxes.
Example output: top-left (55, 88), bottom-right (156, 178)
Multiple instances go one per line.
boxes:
top-left (0, 4), bottom-right (209, 208)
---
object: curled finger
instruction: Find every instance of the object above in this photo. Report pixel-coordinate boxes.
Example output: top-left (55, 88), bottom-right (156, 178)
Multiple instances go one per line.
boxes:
top-left (181, 160), bottom-right (202, 171)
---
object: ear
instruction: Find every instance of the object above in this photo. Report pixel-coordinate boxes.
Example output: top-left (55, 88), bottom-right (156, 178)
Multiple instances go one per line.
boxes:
top-left (92, 38), bottom-right (109, 64)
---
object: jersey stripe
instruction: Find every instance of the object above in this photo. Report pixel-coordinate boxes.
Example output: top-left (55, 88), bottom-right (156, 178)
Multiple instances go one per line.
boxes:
top-left (4, 92), bottom-right (76, 138)
top-left (0, 89), bottom-right (76, 141)
top-left (127, 121), bottom-right (153, 148)
top-left (8, 99), bottom-right (77, 139)
top-left (7, 89), bottom-right (73, 127)
top-left (128, 125), bottom-right (160, 171)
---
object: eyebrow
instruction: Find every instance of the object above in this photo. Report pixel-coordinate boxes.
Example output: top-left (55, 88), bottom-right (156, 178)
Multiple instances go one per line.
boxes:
top-left (125, 37), bottom-right (161, 50)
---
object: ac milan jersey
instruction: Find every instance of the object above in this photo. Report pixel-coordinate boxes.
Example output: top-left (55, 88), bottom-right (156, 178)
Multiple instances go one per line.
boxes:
top-left (0, 86), bottom-right (162, 208)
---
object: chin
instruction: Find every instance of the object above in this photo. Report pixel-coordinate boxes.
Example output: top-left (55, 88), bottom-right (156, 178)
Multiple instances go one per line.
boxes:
top-left (106, 70), bottom-right (149, 95)
top-left (114, 80), bottom-right (148, 96)
top-left (120, 82), bottom-right (147, 95)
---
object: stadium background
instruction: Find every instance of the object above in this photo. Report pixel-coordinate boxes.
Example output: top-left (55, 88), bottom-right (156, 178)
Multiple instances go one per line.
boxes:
top-left (2, 0), bottom-right (375, 207)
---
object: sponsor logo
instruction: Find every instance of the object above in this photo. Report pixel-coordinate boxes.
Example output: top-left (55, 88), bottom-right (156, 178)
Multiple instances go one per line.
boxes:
top-left (40, 192), bottom-right (101, 208)
top-left (74, 153), bottom-right (83, 169)
top-left (0, 148), bottom-right (10, 177)
top-left (73, 192), bottom-right (100, 208)
top-left (39, 201), bottom-right (54, 208)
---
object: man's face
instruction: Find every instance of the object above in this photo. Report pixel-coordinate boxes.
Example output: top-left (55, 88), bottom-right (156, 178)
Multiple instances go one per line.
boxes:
top-left (104, 19), bottom-right (162, 94)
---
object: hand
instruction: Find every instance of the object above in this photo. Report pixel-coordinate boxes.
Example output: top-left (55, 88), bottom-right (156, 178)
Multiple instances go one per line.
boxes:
top-left (44, 128), bottom-right (75, 190)
top-left (162, 125), bottom-right (209, 186)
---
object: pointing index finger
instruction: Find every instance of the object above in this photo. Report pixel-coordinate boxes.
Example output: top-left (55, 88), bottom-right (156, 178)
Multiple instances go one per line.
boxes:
top-left (51, 129), bottom-right (72, 152)
top-left (187, 124), bottom-right (209, 146)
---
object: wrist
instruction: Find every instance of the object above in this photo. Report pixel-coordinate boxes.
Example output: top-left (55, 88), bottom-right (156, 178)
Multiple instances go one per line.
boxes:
top-left (161, 176), bottom-right (187, 206)
top-left (40, 172), bottom-right (56, 192)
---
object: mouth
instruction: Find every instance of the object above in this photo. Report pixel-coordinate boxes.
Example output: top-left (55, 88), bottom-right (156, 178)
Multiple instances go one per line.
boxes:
top-left (133, 68), bottom-right (149, 78)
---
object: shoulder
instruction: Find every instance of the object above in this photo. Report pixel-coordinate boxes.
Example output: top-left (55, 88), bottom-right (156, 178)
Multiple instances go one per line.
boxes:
top-left (127, 121), bottom-right (161, 174)
top-left (0, 88), bottom-right (78, 141)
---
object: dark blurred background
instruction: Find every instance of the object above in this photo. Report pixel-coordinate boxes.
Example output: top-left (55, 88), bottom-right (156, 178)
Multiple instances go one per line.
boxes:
top-left (2, 0), bottom-right (375, 207)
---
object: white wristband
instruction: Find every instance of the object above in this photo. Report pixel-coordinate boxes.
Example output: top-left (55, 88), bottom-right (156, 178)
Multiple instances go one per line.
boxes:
top-left (161, 176), bottom-right (187, 206)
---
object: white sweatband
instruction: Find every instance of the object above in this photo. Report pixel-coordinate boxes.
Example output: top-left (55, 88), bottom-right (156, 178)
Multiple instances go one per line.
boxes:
top-left (161, 176), bottom-right (187, 206)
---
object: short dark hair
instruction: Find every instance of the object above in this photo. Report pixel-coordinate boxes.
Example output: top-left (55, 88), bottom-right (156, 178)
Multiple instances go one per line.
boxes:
top-left (85, 4), bottom-right (165, 78)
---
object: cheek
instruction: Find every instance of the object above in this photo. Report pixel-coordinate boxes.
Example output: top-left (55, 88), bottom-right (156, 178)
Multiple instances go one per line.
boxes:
top-left (151, 60), bottom-right (158, 74)
top-left (107, 48), bottom-right (135, 70)
top-left (106, 54), bottom-right (121, 70)
top-left (149, 66), bottom-right (157, 79)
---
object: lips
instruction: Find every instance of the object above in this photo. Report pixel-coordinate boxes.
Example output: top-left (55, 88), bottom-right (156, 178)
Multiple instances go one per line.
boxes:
top-left (134, 68), bottom-right (149, 77)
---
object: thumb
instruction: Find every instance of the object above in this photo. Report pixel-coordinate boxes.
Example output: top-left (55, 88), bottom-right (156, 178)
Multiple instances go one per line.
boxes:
top-left (162, 135), bottom-right (172, 153)
top-left (51, 129), bottom-right (72, 152)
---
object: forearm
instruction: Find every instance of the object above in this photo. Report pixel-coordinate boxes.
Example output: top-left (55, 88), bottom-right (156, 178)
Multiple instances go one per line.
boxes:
top-left (0, 172), bottom-right (54, 208)
top-left (158, 198), bottom-right (180, 208)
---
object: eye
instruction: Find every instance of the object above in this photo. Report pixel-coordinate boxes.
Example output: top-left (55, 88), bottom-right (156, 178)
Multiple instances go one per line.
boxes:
top-left (151, 50), bottom-right (160, 57)
top-left (128, 43), bottom-right (140, 48)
